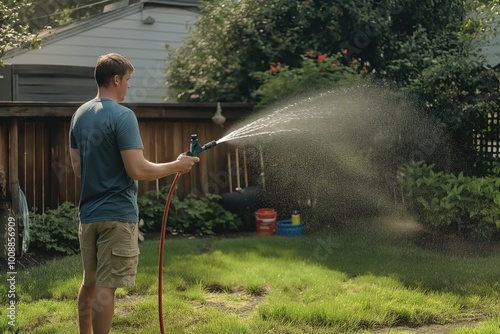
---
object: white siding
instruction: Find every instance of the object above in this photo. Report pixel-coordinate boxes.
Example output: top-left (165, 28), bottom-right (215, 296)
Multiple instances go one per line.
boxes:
top-left (2, 6), bottom-right (199, 103)
top-left (472, 14), bottom-right (500, 68)
top-left (481, 22), bottom-right (500, 67)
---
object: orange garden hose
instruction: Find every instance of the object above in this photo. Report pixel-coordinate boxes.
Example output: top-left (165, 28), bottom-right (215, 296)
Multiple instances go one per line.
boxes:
top-left (157, 134), bottom-right (218, 333)
top-left (158, 172), bottom-right (181, 334)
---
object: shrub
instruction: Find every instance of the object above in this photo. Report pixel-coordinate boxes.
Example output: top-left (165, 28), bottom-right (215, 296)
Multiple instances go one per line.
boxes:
top-left (251, 51), bottom-right (368, 107)
top-left (25, 202), bottom-right (79, 255)
top-left (138, 187), bottom-right (243, 235)
top-left (379, 12), bottom-right (500, 175)
top-left (398, 161), bottom-right (500, 240)
top-left (22, 187), bottom-right (243, 255)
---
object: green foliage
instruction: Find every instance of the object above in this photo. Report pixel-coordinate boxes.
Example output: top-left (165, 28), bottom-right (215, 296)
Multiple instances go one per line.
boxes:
top-left (166, 0), bottom-right (487, 104)
top-left (251, 51), bottom-right (368, 107)
top-left (168, 193), bottom-right (243, 235)
top-left (398, 161), bottom-right (500, 240)
top-left (407, 53), bottom-right (499, 175)
top-left (26, 202), bottom-right (79, 255)
top-left (0, 0), bottom-right (40, 65)
top-left (136, 186), bottom-right (172, 232)
top-left (138, 187), bottom-right (243, 235)
top-left (377, 0), bottom-right (500, 175)
top-left (166, 0), bottom-right (394, 103)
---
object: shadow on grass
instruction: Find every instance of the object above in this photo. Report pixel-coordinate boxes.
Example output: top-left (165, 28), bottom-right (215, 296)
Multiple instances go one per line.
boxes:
top-left (206, 215), bottom-right (500, 296)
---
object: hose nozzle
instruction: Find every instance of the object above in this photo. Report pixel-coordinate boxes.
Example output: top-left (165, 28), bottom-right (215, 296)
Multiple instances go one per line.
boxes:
top-left (202, 140), bottom-right (217, 151)
top-left (186, 134), bottom-right (217, 156)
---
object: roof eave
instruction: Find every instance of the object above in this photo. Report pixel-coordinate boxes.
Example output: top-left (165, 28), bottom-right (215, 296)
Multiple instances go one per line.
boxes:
top-left (3, 0), bottom-right (200, 60)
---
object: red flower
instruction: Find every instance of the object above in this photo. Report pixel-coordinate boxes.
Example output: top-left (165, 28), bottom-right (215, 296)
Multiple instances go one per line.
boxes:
top-left (341, 49), bottom-right (348, 55)
top-left (305, 50), bottom-right (314, 56)
top-left (270, 66), bottom-right (277, 74)
top-left (362, 66), bottom-right (369, 73)
top-left (317, 54), bottom-right (327, 64)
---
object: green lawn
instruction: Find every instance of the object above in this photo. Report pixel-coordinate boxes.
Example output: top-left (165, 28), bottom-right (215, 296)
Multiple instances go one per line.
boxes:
top-left (2, 219), bottom-right (500, 333)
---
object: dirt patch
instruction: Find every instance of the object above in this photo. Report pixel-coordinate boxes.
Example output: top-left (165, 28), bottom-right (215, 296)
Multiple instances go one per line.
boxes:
top-left (196, 287), bottom-right (268, 319)
top-left (372, 319), bottom-right (484, 333)
top-left (115, 294), bottom-right (149, 316)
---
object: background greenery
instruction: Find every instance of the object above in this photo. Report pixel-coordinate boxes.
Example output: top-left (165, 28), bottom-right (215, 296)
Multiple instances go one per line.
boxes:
top-left (22, 190), bottom-right (242, 256)
top-left (137, 186), bottom-right (242, 235)
top-left (398, 161), bottom-right (500, 240)
top-left (166, 0), bottom-right (499, 175)
top-left (0, 0), bottom-right (40, 65)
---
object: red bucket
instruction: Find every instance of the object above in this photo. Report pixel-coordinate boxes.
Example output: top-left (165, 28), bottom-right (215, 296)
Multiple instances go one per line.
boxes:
top-left (255, 208), bottom-right (277, 236)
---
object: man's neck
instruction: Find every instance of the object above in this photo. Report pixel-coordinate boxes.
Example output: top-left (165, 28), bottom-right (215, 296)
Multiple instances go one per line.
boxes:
top-left (96, 88), bottom-right (119, 103)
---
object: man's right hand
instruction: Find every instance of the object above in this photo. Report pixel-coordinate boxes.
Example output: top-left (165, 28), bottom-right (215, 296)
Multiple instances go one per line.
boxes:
top-left (175, 154), bottom-right (200, 174)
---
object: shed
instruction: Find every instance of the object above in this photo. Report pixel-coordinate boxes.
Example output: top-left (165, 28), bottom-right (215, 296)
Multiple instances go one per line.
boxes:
top-left (0, 0), bottom-right (201, 103)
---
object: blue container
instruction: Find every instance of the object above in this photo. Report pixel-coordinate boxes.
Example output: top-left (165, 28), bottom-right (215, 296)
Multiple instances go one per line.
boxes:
top-left (276, 219), bottom-right (305, 237)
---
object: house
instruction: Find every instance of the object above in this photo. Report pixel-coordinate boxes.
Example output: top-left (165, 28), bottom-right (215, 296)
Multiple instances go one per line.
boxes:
top-left (0, 0), bottom-right (257, 224)
top-left (471, 10), bottom-right (500, 69)
top-left (0, 0), bottom-right (201, 103)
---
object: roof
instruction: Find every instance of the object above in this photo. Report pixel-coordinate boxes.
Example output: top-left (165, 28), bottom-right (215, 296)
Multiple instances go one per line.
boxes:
top-left (4, 0), bottom-right (201, 59)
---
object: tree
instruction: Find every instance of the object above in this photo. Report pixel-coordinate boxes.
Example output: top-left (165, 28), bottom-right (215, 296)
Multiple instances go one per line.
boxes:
top-left (0, 0), bottom-right (39, 66)
top-left (165, 0), bottom-right (477, 103)
top-left (379, 1), bottom-right (500, 175)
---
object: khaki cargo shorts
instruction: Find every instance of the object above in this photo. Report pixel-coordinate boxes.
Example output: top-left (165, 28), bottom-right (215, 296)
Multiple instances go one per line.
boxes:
top-left (79, 221), bottom-right (140, 288)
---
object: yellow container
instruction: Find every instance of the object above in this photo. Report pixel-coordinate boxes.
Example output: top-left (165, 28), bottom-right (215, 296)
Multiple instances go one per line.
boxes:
top-left (291, 211), bottom-right (300, 225)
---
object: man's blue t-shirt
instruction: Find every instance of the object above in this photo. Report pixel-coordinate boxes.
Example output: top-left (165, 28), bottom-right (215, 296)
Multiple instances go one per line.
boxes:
top-left (70, 98), bottom-right (144, 223)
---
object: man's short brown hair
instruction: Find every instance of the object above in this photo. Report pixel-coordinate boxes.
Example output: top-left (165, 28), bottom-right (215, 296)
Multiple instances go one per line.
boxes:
top-left (94, 53), bottom-right (134, 87)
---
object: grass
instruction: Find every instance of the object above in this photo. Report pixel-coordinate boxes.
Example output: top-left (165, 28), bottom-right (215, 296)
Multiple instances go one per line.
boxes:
top-left (1, 220), bottom-right (500, 333)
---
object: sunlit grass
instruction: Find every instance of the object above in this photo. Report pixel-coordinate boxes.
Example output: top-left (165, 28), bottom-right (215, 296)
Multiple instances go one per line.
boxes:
top-left (1, 227), bottom-right (500, 333)
top-left (452, 317), bottom-right (500, 333)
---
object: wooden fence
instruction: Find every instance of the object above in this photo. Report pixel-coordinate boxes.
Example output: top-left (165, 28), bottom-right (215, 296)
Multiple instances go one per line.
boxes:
top-left (0, 102), bottom-right (254, 214)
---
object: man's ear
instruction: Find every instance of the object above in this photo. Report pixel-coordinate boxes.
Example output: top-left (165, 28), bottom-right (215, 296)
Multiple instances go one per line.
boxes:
top-left (113, 74), bottom-right (120, 86)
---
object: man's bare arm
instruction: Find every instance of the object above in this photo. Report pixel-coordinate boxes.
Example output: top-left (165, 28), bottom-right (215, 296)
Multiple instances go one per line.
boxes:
top-left (120, 149), bottom-right (199, 181)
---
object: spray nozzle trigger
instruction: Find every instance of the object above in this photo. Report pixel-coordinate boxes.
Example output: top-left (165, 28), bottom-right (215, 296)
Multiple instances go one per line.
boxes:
top-left (186, 134), bottom-right (217, 156)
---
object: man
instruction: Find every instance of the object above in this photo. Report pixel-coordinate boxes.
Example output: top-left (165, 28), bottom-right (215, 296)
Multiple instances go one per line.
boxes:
top-left (69, 53), bottom-right (200, 334)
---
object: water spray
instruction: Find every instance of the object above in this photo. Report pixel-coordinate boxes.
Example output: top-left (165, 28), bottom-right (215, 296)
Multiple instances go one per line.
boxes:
top-left (158, 84), bottom-right (446, 332)
top-left (158, 134), bottom-right (218, 334)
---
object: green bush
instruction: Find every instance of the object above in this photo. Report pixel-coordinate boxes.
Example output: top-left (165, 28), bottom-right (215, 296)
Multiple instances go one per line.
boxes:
top-left (26, 202), bottom-right (79, 255)
top-left (379, 9), bottom-right (500, 175)
top-left (251, 51), bottom-right (367, 107)
top-left (398, 161), bottom-right (500, 240)
top-left (138, 187), bottom-right (243, 235)
top-left (23, 187), bottom-right (244, 256)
